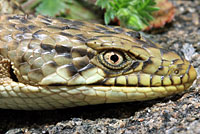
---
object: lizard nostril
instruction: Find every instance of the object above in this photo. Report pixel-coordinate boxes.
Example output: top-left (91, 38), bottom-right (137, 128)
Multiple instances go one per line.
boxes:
top-left (174, 69), bottom-right (179, 74)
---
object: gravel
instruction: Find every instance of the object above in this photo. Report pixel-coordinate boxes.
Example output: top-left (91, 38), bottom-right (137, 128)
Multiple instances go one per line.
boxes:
top-left (1, 0), bottom-right (200, 133)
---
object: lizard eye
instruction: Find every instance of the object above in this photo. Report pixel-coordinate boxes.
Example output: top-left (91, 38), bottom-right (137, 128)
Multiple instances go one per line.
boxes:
top-left (98, 50), bottom-right (131, 70)
top-left (104, 51), bottom-right (123, 66)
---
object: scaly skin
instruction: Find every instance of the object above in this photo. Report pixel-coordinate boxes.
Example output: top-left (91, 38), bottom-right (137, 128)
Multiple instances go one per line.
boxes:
top-left (0, 0), bottom-right (197, 110)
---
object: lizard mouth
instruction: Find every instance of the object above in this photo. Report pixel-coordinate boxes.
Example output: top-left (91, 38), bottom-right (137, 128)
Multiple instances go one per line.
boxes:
top-left (9, 62), bottom-right (196, 88)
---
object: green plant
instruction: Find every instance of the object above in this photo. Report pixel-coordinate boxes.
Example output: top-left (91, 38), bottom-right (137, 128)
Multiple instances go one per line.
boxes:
top-left (36, 0), bottom-right (70, 16)
top-left (96, 0), bottom-right (159, 30)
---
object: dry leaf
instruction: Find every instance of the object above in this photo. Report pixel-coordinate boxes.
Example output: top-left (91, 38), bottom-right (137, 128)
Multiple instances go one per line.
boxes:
top-left (144, 0), bottom-right (175, 31)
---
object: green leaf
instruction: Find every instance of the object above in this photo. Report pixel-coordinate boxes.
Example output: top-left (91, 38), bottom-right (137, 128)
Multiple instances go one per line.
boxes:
top-left (96, 0), bottom-right (159, 30)
top-left (104, 9), bottom-right (116, 25)
top-left (36, 0), bottom-right (67, 17)
top-left (128, 15), bottom-right (145, 30)
top-left (104, 11), bottom-right (111, 25)
top-left (148, 0), bottom-right (157, 5)
top-left (145, 6), bottom-right (160, 11)
top-left (117, 8), bottom-right (130, 18)
top-left (95, 0), bottom-right (110, 9)
top-left (140, 11), bottom-right (154, 21)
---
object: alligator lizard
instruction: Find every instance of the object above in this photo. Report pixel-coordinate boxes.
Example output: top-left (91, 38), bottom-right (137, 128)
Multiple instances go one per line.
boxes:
top-left (0, 1), bottom-right (197, 110)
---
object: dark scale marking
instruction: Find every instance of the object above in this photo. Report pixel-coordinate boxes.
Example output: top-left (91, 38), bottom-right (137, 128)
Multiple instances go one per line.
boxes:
top-left (28, 39), bottom-right (37, 49)
top-left (17, 26), bottom-right (30, 32)
top-left (101, 78), bottom-right (109, 85)
top-left (72, 48), bottom-right (87, 57)
top-left (41, 17), bottom-right (52, 23)
top-left (158, 66), bottom-right (164, 71)
top-left (103, 69), bottom-right (122, 75)
top-left (12, 2), bottom-right (20, 10)
top-left (160, 48), bottom-right (170, 56)
top-left (126, 31), bottom-right (141, 39)
top-left (15, 33), bottom-right (24, 40)
top-left (42, 22), bottom-right (51, 26)
top-left (48, 83), bottom-right (65, 86)
top-left (47, 26), bottom-right (64, 30)
top-left (73, 58), bottom-right (89, 70)
top-left (135, 32), bottom-right (141, 39)
top-left (125, 76), bottom-right (128, 86)
top-left (32, 30), bottom-right (44, 39)
top-left (122, 67), bottom-right (132, 74)
top-left (105, 25), bottom-right (113, 28)
top-left (143, 37), bottom-right (158, 48)
top-left (150, 75), bottom-right (153, 86)
top-left (94, 35), bottom-right (113, 38)
top-left (17, 56), bottom-right (26, 64)
top-left (28, 25), bottom-right (36, 30)
top-left (59, 32), bottom-right (74, 38)
top-left (142, 58), bottom-right (153, 70)
top-left (85, 38), bottom-right (98, 43)
top-left (177, 64), bottom-right (185, 68)
top-left (104, 31), bottom-right (118, 34)
top-left (75, 34), bottom-right (87, 42)
top-left (61, 26), bottom-right (70, 30)
top-left (135, 40), bottom-right (149, 47)
top-left (169, 75), bottom-right (174, 85)
top-left (90, 80), bottom-right (104, 86)
top-left (123, 61), bottom-right (140, 73)
top-left (172, 59), bottom-right (180, 64)
top-left (137, 74), bottom-right (140, 87)
top-left (72, 20), bottom-right (85, 26)
top-left (47, 61), bottom-right (58, 68)
top-left (96, 25), bottom-right (109, 31)
top-left (65, 64), bottom-right (78, 77)
top-left (55, 45), bottom-right (71, 54)
top-left (114, 77), bottom-right (117, 86)
top-left (180, 74), bottom-right (184, 84)
top-left (87, 51), bottom-right (95, 59)
top-left (91, 28), bottom-right (101, 33)
top-left (79, 63), bottom-right (96, 72)
top-left (161, 76), bottom-right (164, 86)
top-left (41, 44), bottom-right (54, 52)
top-left (120, 41), bottom-right (124, 45)
top-left (9, 24), bottom-right (16, 28)
top-left (94, 30), bottom-right (108, 34)
top-left (179, 53), bottom-right (185, 61)
top-left (28, 68), bottom-right (44, 81)
top-left (65, 53), bottom-right (72, 58)
top-left (19, 18), bottom-right (28, 23)
top-left (155, 66), bottom-right (164, 74)
top-left (68, 25), bottom-right (80, 30)
top-left (21, 55), bottom-right (28, 63)
top-left (186, 64), bottom-right (191, 74)
top-left (26, 15), bottom-right (34, 20)
top-left (57, 18), bottom-right (72, 24)
top-left (58, 53), bottom-right (71, 58)
top-left (7, 16), bottom-right (21, 20)
top-left (57, 18), bottom-right (73, 25)
top-left (114, 27), bottom-right (124, 33)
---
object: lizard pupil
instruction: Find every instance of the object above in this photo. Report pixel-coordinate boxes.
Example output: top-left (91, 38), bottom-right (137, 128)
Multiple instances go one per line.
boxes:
top-left (110, 54), bottom-right (119, 63)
